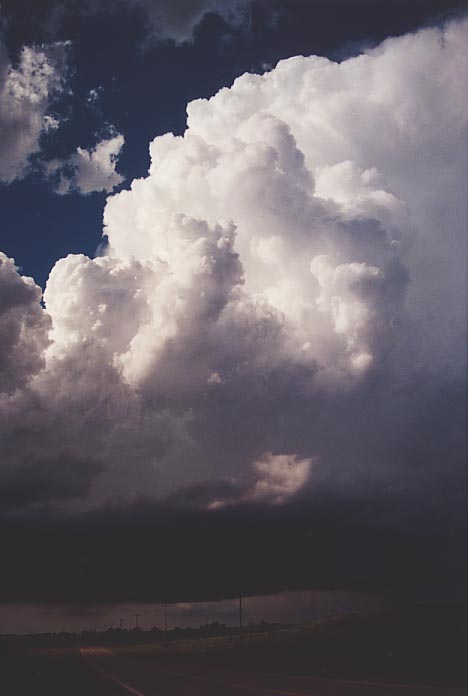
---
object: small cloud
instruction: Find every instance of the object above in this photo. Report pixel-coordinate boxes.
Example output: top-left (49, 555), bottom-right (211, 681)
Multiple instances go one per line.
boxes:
top-left (207, 371), bottom-right (222, 385)
top-left (43, 114), bottom-right (62, 131)
top-left (86, 86), bottom-right (102, 112)
top-left (46, 132), bottom-right (125, 195)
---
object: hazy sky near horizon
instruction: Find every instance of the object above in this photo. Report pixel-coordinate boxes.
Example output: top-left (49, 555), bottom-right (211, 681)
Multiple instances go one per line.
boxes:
top-left (0, 590), bottom-right (383, 635)
top-left (2, 588), bottom-right (457, 636)
top-left (0, 0), bottom-right (467, 624)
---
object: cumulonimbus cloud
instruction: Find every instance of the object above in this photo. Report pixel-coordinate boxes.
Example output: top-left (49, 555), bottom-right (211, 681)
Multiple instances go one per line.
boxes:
top-left (0, 18), bottom-right (466, 516)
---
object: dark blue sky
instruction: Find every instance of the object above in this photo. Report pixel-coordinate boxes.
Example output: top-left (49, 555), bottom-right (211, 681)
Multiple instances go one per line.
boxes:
top-left (1, 0), bottom-right (466, 288)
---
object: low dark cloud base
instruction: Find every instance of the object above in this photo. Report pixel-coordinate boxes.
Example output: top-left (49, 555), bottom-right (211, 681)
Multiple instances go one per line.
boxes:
top-left (1, 496), bottom-right (465, 606)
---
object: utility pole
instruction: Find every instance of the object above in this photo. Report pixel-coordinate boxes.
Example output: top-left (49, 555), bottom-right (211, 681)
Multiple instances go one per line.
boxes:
top-left (239, 596), bottom-right (243, 636)
top-left (164, 603), bottom-right (168, 633)
top-left (134, 613), bottom-right (140, 629)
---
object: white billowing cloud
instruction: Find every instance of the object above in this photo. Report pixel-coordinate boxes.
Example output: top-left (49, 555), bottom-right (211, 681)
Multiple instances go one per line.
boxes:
top-left (310, 255), bottom-right (400, 375)
top-left (0, 18), bottom-right (466, 509)
top-left (47, 133), bottom-right (125, 195)
top-left (102, 65), bottom-right (415, 383)
top-left (0, 39), bottom-right (69, 183)
top-left (314, 160), bottom-right (410, 233)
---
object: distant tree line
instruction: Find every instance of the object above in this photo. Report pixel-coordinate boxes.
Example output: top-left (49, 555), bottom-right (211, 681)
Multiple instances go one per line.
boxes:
top-left (0, 620), bottom-right (286, 648)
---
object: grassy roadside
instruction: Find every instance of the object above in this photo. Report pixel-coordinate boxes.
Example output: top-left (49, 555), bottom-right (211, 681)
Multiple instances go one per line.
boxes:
top-left (111, 603), bottom-right (467, 687)
top-left (0, 648), bottom-right (118, 696)
top-left (1, 602), bottom-right (465, 689)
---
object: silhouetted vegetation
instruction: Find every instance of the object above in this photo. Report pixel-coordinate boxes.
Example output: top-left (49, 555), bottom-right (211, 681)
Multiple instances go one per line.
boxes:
top-left (1, 603), bottom-right (466, 689)
top-left (0, 618), bottom-right (284, 650)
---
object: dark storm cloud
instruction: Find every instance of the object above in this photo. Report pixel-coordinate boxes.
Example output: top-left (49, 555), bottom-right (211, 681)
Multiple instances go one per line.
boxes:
top-left (2, 0), bottom-right (253, 44)
top-left (119, 0), bottom-right (252, 44)
top-left (0, 493), bottom-right (464, 605)
top-left (0, 454), bottom-right (102, 510)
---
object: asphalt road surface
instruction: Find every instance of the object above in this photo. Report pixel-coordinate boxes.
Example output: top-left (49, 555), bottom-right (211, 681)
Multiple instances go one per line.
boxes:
top-left (80, 648), bottom-right (465, 696)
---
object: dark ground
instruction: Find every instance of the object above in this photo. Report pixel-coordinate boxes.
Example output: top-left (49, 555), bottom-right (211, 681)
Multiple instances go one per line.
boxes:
top-left (0, 603), bottom-right (466, 695)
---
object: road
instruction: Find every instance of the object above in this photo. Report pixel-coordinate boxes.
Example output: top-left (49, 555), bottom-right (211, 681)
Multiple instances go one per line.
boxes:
top-left (80, 648), bottom-right (464, 696)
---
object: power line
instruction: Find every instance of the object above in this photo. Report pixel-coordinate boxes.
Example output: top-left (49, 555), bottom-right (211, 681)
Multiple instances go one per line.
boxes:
top-left (239, 596), bottom-right (243, 636)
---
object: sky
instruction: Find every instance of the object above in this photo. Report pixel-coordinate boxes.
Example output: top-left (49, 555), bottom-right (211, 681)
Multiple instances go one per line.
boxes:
top-left (0, 0), bottom-right (467, 633)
